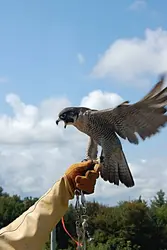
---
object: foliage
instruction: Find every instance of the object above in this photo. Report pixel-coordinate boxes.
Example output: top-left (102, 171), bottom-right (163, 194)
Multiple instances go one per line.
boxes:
top-left (1, 187), bottom-right (167, 249)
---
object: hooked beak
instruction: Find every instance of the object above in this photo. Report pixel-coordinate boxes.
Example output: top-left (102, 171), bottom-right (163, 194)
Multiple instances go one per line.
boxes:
top-left (56, 118), bottom-right (67, 129)
top-left (56, 118), bottom-right (61, 125)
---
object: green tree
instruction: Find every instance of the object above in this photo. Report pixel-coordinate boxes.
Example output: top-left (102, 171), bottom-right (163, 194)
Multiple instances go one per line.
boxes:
top-left (151, 189), bottom-right (166, 208)
top-left (1, 186), bottom-right (167, 250)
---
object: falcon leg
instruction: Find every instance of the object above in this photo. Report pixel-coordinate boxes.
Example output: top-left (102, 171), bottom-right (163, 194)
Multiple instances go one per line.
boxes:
top-left (81, 137), bottom-right (98, 162)
top-left (100, 149), bottom-right (104, 163)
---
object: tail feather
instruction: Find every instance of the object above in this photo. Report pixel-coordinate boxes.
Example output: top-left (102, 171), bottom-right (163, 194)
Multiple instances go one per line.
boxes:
top-left (118, 150), bottom-right (134, 187)
top-left (101, 149), bottom-right (134, 188)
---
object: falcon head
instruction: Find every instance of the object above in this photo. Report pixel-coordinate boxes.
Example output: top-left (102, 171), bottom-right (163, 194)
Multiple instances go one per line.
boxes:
top-left (56, 107), bottom-right (90, 128)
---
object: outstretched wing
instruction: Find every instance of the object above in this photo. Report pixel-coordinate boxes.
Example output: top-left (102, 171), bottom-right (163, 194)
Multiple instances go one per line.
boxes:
top-left (89, 75), bottom-right (167, 144)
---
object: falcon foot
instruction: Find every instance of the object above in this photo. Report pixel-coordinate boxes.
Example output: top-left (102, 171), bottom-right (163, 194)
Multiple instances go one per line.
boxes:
top-left (81, 158), bottom-right (89, 162)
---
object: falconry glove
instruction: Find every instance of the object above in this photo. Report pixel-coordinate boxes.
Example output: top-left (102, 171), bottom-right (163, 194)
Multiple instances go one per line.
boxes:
top-left (64, 160), bottom-right (100, 194)
top-left (0, 160), bottom-right (100, 250)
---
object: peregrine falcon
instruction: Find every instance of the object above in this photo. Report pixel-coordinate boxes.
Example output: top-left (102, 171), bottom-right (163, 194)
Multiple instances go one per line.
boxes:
top-left (56, 76), bottom-right (167, 188)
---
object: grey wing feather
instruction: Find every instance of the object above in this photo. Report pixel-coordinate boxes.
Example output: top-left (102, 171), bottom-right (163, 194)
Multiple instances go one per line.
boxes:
top-left (86, 137), bottom-right (98, 160)
top-left (89, 75), bottom-right (167, 144)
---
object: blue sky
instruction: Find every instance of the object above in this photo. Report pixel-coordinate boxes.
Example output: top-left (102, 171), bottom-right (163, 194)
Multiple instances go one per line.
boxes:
top-left (0, 0), bottom-right (167, 200)
top-left (0, 0), bottom-right (166, 138)
top-left (1, 0), bottom-right (167, 107)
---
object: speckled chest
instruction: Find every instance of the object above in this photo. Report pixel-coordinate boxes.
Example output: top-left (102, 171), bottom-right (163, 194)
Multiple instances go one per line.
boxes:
top-left (73, 113), bottom-right (90, 133)
top-left (73, 110), bottom-right (119, 145)
top-left (73, 112), bottom-right (104, 139)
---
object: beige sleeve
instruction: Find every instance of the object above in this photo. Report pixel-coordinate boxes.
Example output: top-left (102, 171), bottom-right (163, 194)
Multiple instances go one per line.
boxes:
top-left (0, 176), bottom-right (74, 250)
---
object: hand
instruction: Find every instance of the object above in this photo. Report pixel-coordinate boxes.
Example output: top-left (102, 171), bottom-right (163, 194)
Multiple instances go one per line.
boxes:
top-left (64, 160), bottom-right (100, 194)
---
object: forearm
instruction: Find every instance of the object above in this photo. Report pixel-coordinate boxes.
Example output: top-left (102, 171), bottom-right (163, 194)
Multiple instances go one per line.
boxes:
top-left (0, 177), bottom-right (74, 250)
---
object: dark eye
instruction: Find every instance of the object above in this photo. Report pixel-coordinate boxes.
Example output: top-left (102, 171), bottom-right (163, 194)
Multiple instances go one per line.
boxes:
top-left (60, 114), bottom-right (66, 119)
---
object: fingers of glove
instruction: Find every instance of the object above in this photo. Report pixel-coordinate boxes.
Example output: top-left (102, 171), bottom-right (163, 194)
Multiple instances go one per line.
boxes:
top-left (76, 177), bottom-right (95, 194)
top-left (86, 163), bottom-right (100, 175)
top-left (75, 175), bottom-right (97, 188)
top-left (85, 170), bottom-right (99, 182)
top-left (75, 168), bottom-right (99, 183)
top-left (74, 164), bottom-right (100, 186)
top-left (74, 160), bottom-right (96, 170)
top-left (65, 160), bottom-right (97, 177)
top-left (85, 164), bottom-right (101, 180)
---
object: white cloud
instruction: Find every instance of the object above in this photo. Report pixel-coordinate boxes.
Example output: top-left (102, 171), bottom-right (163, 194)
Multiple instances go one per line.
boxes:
top-left (128, 0), bottom-right (147, 11)
top-left (0, 90), bottom-right (122, 199)
top-left (0, 90), bottom-right (166, 206)
top-left (80, 90), bottom-right (123, 110)
top-left (77, 53), bottom-right (85, 64)
top-left (91, 28), bottom-right (167, 86)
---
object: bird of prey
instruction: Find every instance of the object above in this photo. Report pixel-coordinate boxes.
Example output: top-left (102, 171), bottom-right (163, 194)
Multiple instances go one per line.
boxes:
top-left (56, 76), bottom-right (167, 188)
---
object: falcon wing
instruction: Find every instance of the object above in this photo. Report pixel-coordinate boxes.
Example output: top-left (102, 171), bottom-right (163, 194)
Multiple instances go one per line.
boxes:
top-left (89, 76), bottom-right (167, 144)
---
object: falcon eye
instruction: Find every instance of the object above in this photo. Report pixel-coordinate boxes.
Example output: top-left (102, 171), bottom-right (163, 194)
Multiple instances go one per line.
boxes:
top-left (60, 113), bottom-right (66, 119)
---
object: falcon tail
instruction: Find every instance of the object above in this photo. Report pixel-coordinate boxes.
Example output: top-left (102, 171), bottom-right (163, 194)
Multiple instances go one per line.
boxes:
top-left (101, 148), bottom-right (135, 188)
